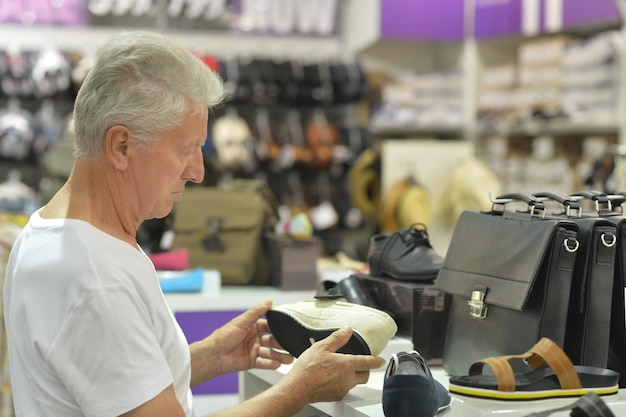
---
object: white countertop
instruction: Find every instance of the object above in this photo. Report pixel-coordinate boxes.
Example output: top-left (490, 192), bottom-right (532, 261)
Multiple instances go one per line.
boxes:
top-left (161, 265), bottom-right (357, 312)
top-left (242, 356), bottom-right (626, 417)
top-left (164, 285), bottom-right (316, 312)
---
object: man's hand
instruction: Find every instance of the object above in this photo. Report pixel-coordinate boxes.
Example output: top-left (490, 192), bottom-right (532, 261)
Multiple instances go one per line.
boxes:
top-left (190, 299), bottom-right (294, 387)
top-left (278, 326), bottom-right (387, 404)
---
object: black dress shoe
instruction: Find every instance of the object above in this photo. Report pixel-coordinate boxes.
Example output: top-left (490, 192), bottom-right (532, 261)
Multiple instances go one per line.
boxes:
top-left (368, 223), bottom-right (443, 282)
top-left (316, 276), bottom-right (380, 309)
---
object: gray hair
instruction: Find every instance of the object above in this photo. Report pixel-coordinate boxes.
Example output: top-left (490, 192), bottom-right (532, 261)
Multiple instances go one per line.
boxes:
top-left (72, 30), bottom-right (224, 158)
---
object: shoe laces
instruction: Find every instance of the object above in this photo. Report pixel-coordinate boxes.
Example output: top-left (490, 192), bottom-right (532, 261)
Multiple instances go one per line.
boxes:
top-left (387, 350), bottom-right (430, 378)
top-left (400, 223), bottom-right (431, 248)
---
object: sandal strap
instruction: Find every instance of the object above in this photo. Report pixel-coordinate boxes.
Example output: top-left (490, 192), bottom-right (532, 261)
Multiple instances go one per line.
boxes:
top-left (468, 337), bottom-right (582, 392)
top-left (469, 356), bottom-right (516, 391)
top-left (530, 338), bottom-right (582, 390)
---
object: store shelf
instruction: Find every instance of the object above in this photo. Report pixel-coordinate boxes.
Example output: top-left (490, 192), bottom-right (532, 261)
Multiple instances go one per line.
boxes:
top-left (478, 122), bottom-right (620, 138)
top-left (0, 24), bottom-right (343, 58)
top-left (370, 124), bottom-right (464, 138)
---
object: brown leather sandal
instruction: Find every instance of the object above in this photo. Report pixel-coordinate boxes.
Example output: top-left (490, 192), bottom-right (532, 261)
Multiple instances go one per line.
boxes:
top-left (449, 338), bottom-right (620, 400)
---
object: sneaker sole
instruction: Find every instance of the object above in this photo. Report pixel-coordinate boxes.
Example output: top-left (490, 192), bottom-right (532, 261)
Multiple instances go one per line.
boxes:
top-left (266, 309), bottom-right (371, 357)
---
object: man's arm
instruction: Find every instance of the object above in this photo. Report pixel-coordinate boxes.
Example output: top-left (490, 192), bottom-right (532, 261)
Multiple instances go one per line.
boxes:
top-left (120, 327), bottom-right (384, 417)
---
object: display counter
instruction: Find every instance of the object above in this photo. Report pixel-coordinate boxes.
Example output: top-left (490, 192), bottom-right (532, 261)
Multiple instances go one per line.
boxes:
top-left (240, 361), bottom-right (626, 417)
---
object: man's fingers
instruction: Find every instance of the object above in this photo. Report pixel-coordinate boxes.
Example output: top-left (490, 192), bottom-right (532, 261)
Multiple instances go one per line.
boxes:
top-left (318, 326), bottom-right (354, 352)
top-left (257, 318), bottom-right (271, 334)
top-left (354, 355), bottom-right (386, 372)
top-left (355, 370), bottom-right (372, 385)
top-left (315, 327), bottom-right (385, 371)
top-left (250, 299), bottom-right (273, 318)
top-left (230, 299), bottom-right (273, 329)
top-left (260, 333), bottom-right (288, 351)
top-left (257, 346), bottom-right (295, 368)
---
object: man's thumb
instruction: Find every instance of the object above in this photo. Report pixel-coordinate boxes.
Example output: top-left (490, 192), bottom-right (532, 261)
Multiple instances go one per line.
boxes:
top-left (322, 325), bottom-right (353, 352)
top-left (231, 299), bottom-right (272, 328)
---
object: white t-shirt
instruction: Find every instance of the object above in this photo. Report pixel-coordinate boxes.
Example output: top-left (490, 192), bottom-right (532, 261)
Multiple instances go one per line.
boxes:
top-left (4, 210), bottom-right (194, 417)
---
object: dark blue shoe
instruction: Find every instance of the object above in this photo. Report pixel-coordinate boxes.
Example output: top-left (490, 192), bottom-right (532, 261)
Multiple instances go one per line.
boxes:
top-left (383, 350), bottom-right (451, 417)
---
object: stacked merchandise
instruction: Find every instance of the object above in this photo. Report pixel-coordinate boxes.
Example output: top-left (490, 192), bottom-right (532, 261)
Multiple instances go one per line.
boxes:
top-left (576, 136), bottom-right (616, 192)
top-left (523, 135), bottom-right (574, 196)
top-left (517, 35), bottom-right (570, 123)
top-left (478, 30), bottom-right (621, 128)
top-left (482, 134), bottom-right (574, 196)
top-left (477, 64), bottom-right (518, 129)
top-left (562, 31), bottom-right (622, 126)
top-left (370, 68), bottom-right (464, 131)
top-left (193, 57), bottom-right (375, 261)
top-left (0, 44), bottom-right (75, 192)
top-left (411, 69), bottom-right (463, 127)
top-left (2, 46), bottom-right (73, 99)
top-left (479, 31), bottom-right (623, 196)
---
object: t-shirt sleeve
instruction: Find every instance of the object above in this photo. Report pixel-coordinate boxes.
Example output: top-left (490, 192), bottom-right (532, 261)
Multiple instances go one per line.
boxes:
top-left (46, 284), bottom-right (174, 417)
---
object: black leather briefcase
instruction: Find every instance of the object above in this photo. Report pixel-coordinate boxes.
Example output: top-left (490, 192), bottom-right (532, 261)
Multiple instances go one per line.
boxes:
top-left (434, 195), bottom-right (582, 377)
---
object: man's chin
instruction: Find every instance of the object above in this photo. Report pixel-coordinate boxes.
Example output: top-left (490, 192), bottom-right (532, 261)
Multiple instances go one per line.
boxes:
top-left (148, 206), bottom-right (174, 221)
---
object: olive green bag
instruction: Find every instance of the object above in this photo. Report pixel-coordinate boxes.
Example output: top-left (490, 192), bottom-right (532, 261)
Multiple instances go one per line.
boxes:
top-left (170, 180), bottom-right (278, 285)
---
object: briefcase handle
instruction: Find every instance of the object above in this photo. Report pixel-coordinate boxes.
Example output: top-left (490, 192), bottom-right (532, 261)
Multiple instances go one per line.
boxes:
top-left (605, 192), bottom-right (626, 212)
top-left (570, 190), bottom-right (615, 215)
top-left (490, 192), bottom-right (545, 218)
top-left (532, 191), bottom-right (582, 218)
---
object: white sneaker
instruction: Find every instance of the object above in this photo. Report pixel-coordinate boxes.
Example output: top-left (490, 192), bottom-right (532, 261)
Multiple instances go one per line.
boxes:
top-left (266, 296), bottom-right (398, 357)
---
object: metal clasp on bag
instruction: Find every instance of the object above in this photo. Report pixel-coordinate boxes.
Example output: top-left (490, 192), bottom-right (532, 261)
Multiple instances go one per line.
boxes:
top-left (468, 286), bottom-right (488, 319)
top-left (202, 216), bottom-right (225, 252)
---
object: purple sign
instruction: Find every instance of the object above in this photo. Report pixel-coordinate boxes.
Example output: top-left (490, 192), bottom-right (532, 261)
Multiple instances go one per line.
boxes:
top-left (563, 0), bottom-right (619, 29)
top-left (0, 0), bottom-right (89, 26)
top-left (474, 0), bottom-right (619, 39)
top-left (381, 0), bottom-right (464, 40)
top-left (474, 0), bottom-right (522, 39)
top-left (175, 310), bottom-right (244, 395)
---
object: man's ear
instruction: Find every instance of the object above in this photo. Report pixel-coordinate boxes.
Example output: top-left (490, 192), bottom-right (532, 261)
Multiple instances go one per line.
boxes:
top-left (106, 125), bottom-right (132, 170)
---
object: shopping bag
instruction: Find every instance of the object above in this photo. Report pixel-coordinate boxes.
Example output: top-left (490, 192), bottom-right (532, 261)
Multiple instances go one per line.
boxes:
top-left (434, 194), bottom-right (581, 377)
